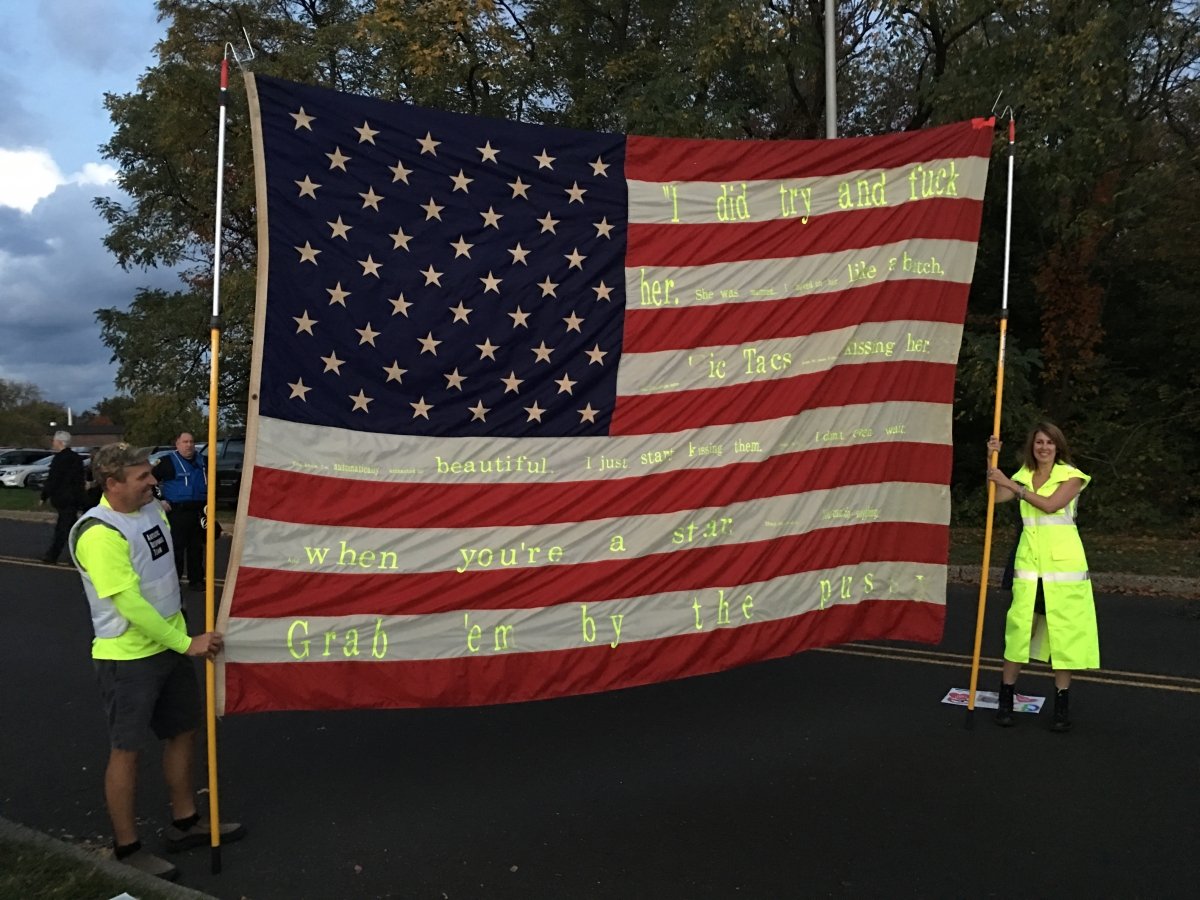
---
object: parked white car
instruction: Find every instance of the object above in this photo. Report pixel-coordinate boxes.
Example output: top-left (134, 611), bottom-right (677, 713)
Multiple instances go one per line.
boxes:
top-left (0, 450), bottom-right (89, 488)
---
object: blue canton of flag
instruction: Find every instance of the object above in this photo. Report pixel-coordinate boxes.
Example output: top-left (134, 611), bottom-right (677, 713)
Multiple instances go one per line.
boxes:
top-left (254, 75), bottom-right (627, 437)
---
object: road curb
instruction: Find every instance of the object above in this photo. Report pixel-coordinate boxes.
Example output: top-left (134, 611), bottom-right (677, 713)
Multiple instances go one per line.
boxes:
top-left (0, 816), bottom-right (218, 899)
top-left (0, 509), bottom-right (56, 523)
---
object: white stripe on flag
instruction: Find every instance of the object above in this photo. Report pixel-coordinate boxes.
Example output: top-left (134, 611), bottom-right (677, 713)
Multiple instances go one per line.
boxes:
top-left (238, 480), bottom-right (948, 575)
top-left (617, 320), bottom-right (964, 394)
top-left (627, 156), bottom-right (989, 223)
top-left (625, 238), bottom-right (981, 308)
top-left (249, 399), bottom-right (951, 486)
top-left (224, 561), bottom-right (947, 664)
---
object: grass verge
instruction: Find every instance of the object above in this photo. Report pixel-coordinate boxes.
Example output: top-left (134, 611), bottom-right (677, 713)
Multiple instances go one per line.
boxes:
top-left (0, 488), bottom-right (236, 527)
top-left (0, 838), bottom-right (189, 900)
top-left (950, 525), bottom-right (1198, 576)
top-left (0, 487), bottom-right (41, 511)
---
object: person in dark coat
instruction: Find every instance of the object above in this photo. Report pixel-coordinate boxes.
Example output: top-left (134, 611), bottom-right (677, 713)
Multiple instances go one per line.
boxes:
top-left (40, 430), bottom-right (86, 564)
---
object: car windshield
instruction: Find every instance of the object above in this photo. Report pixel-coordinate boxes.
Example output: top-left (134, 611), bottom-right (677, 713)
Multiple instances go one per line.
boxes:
top-left (221, 439), bottom-right (244, 463)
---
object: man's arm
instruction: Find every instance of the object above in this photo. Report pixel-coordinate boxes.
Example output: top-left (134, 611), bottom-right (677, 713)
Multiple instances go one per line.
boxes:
top-left (151, 457), bottom-right (174, 485)
top-left (150, 458), bottom-right (174, 507)
top-left (110, 587), bottom-right (192, 654)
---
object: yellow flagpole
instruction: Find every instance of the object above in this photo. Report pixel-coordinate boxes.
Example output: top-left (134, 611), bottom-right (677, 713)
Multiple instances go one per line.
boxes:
top-left (965, 113), bottom-right (1015, 728)
top-left (203, 52), bottom-right (231, 874)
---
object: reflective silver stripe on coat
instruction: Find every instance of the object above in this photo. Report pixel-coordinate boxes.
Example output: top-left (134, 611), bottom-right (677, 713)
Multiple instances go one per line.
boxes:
top-left (1013, 569), bottom-right (1089, 583)
top-left (1021, 514), bottom-right (1076, 526)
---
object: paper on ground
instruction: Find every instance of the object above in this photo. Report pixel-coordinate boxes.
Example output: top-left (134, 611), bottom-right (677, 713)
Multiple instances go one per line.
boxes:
top-left (942, 688), bottom-right (1045, 713)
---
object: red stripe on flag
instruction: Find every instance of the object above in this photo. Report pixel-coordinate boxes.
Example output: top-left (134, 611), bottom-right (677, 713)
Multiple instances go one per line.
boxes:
top-left (230, 520), bottom-right (949, 617)
top-left (626, 120), bottom-right (993, 182)
top-left (626, 198), bottom-right (983, 267)
top-left (623, 279), bottom-right (967, 352)
top-left (247, 440), bottom-right (949, 529)
top-left (222, 597), bottom-right (945, 712)
top-left (610, 360), bottom-right (956, 435)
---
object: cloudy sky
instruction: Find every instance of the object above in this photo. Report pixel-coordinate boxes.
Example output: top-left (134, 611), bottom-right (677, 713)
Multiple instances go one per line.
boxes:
top-left (0, 1), bottom-right (179, 413)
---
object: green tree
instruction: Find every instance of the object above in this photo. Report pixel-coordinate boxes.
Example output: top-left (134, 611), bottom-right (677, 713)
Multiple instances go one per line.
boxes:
top-left (0, 379), bottom-right (65, 448)
top-left (957, 0), bottom-right (1200, 527)
top-left (85, 395), bottom-right (137, 426)
top-left (97, 0), bottom-right (1199, 532)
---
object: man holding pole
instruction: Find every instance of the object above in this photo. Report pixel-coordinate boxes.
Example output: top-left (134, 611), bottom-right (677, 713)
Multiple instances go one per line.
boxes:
top-left (68, 442), bottom-right (243, 881)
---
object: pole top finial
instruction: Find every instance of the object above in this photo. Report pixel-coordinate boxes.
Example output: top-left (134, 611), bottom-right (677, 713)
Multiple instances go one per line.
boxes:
top-left (225, 27), bottom-right (256, 69)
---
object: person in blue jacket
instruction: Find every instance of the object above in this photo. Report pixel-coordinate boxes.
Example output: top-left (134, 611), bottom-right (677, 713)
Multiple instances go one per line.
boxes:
top-left (151, 432), bottom-right (208, 592)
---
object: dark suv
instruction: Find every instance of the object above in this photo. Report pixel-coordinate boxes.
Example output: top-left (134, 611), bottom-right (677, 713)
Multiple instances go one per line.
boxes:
top-left (210, 435), bottom-right (246, 506)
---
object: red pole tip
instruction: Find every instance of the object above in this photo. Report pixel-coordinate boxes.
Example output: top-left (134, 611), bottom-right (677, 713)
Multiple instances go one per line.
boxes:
top-left (220, 57), bottom-right (229, 89)
top-left (1008, 119), bottom-right (1016, 142)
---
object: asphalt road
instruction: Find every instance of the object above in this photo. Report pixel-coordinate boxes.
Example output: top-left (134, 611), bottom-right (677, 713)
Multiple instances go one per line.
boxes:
top-left (1, 515), bottom-right (1198, 899)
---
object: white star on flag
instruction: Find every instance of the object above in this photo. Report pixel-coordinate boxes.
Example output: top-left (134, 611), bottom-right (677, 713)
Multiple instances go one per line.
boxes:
top-left (349, 389), bottom-right (373, 412)
top-left (293, 311), bottom-right (318, 334)
top-left (321, 351), bottom-right (344, 374)
top-left (326, 283), bottom-right (350, 306)
top-left (359, 187), bottom-right (383, 210)
top-left (289, 107), bottom-right (314, 129)
top-left (417, 132), bottom-right (440, 155)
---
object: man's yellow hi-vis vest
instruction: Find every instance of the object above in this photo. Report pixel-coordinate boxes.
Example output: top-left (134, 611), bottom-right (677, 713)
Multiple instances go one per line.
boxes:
top-left (1003, 461), bottom-right (1100, 670)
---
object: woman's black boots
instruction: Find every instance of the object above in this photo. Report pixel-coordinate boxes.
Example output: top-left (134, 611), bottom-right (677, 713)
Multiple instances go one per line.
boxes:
top-left (1052, 689), bottom-right (1072, 732)
top-left (995, 682), bottom-right (1016, 727)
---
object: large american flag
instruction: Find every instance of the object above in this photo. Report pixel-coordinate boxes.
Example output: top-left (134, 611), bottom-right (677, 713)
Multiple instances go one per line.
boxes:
top-left (217, 73), bottom-right (993, 713)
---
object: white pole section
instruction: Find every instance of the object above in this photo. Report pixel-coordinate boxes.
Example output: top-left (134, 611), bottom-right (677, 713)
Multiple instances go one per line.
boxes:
top-left (825, 0), bottom-right (837, 138)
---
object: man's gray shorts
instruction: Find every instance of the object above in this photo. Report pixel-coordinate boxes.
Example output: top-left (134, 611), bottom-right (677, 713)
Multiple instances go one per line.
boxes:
top-left (94, 651), bottom-right (201, 750)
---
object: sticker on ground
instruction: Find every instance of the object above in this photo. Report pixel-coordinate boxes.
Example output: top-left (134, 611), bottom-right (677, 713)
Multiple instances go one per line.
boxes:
top-left (942, 688), bottom-right (1045, 713)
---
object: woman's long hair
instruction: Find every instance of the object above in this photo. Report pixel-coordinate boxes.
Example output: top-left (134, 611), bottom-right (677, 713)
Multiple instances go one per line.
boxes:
top-left (1021, 420), bottom-right (1073, 470)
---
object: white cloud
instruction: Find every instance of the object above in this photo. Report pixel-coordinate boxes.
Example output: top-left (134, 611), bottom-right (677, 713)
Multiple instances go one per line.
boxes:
top-left (0, 180), bottom-right (180, 410)
top-left (75, 162), bottom-right (118, 186)
top-left (0, 148), bottom-right (64, 212)
top-left (0, 148), bottom-right (119, 212)
top-left (0, 1), bottom-right (171, 411)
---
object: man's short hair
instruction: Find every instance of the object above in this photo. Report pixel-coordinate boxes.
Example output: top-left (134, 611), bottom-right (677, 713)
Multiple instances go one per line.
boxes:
top-left (91, 442), bottom-right (153, 485)
top-left (54, 430), bottom-right (71, 446)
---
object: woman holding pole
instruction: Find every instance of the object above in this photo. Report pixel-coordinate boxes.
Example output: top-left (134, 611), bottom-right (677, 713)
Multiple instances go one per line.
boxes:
top-left (986, 422), bottom-right (1100, 732)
